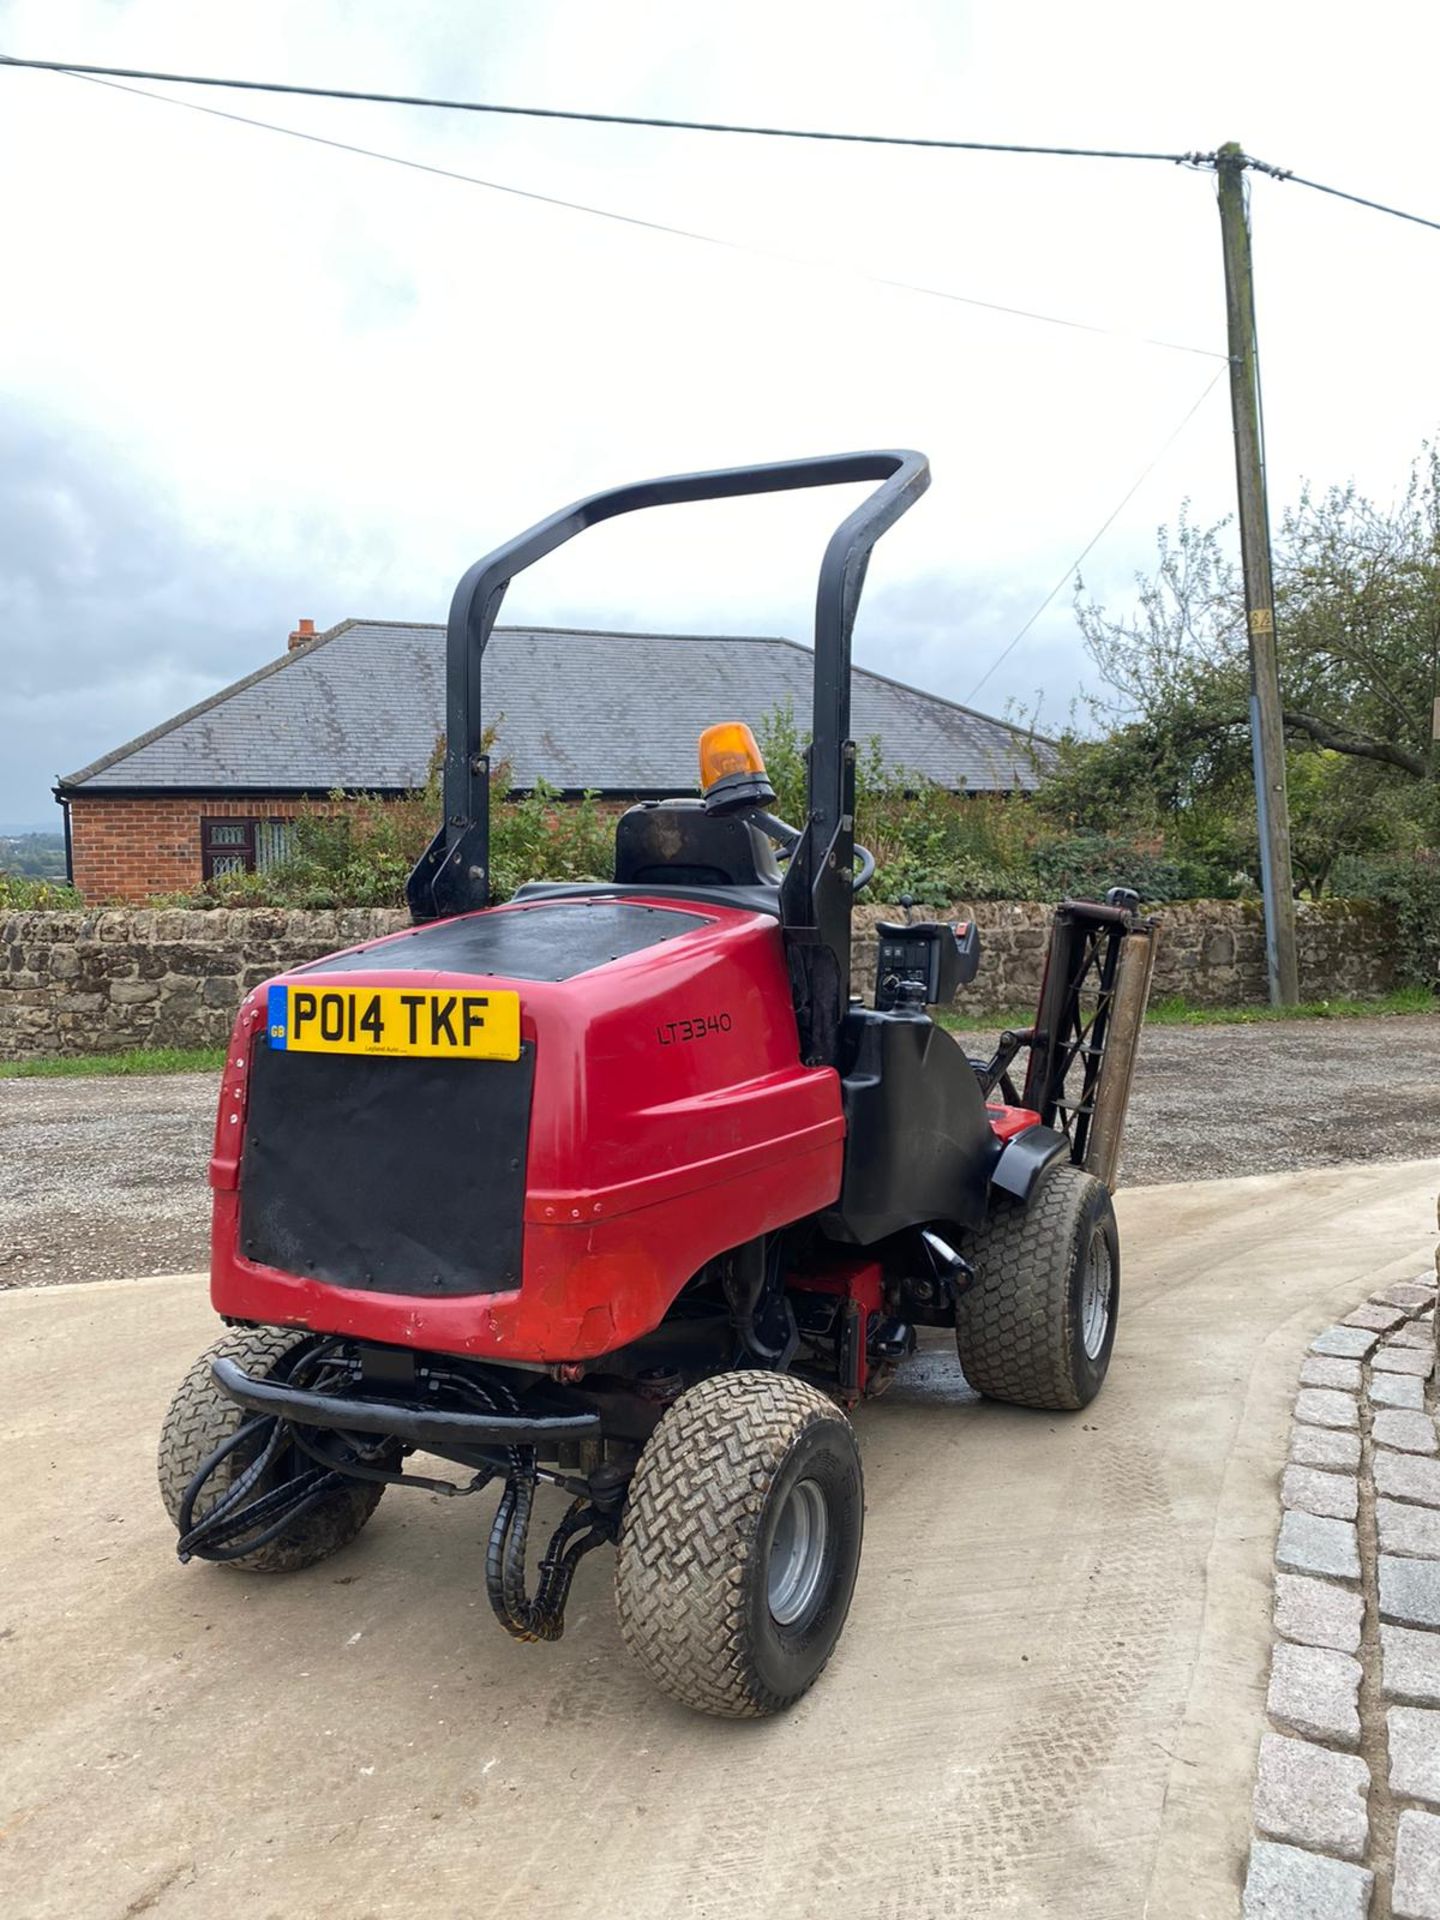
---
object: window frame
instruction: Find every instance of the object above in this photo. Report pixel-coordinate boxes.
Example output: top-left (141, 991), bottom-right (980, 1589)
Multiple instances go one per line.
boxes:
top-left (201, 817), bottom-right (257, 880)
top-left (200, 817), bottom-right (297, 880)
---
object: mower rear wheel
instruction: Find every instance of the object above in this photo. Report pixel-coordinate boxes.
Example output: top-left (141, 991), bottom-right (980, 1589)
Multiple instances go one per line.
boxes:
top-left (615, 1370), bottom-right (863, 1718)
top-left (158, 1326), bottom-right (387, 1573)
top-left (955, 1162), bottom-right (1118, 1411)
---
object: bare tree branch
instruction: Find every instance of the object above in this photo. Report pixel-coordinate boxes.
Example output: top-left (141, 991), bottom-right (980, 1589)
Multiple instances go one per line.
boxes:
top-left (1282, 710), bottom-right (1429, 776)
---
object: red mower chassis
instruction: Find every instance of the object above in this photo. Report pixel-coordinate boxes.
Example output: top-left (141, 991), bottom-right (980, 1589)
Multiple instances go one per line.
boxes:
top-left (209, 895), bottom-right (846, 1361)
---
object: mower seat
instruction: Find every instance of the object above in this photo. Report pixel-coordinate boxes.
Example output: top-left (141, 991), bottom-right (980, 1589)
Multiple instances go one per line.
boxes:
top-left (613, 801), bottom-right (782, 890)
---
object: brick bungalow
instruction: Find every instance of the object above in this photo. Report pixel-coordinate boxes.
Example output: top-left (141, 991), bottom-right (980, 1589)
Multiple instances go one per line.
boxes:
top-left (56, 618), bottom-right (1052, 903)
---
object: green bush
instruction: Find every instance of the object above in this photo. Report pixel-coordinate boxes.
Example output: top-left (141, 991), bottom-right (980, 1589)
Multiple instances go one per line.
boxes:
top-left (0, 873), bottom-right (83, 910)
top-left (1027, 831), bottom-right (1239, 905)
top-left (489, 784), bottom-right (613, 900)
top-left (756, 705), bottom-right (1223, 905)
top-left (1334, 852), bottom-right (1440, 990)
top-left (756, 705), bottom-right (1038, 904)
top-left (1034, 720), bottom-right (1431, 906)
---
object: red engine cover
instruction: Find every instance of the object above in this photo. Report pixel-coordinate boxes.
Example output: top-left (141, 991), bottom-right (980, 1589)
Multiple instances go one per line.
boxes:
top-left (209, 895), bottom-right (845, 1362)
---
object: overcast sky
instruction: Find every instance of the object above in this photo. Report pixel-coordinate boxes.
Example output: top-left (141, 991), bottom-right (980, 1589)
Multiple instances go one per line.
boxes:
top-left (3, 0), bottom-right (1439, 826)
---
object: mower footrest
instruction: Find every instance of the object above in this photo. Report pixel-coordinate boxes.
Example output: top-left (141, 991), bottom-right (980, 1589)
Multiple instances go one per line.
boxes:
top-left (211, 1356), bottom-right (602, 1448)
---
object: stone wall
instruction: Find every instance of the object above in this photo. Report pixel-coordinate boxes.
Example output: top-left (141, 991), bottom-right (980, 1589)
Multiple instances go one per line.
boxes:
top-left (0, 908), bottom-right (408, 1058)
top-left (0, 898), bottom-right (1399, 1060)
top-left (852, 898), bottom-right (1398, 1018)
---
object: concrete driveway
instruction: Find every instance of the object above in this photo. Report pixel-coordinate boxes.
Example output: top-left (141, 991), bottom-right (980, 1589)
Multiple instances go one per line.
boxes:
top-left (2, 1159), bottom-right (1436, 1920)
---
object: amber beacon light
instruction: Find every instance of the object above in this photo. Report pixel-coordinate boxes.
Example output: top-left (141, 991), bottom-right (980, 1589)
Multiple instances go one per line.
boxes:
top-left (697, 721), bottom-right (777, 816)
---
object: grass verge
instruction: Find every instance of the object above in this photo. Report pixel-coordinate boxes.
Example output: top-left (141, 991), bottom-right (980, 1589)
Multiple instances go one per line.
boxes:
top-left (1143, 985), bottom-right (1435, 1026)
top-left (0, 1046), bottom-right (228, 1080)
top-left (942, 983), bottom-right (1434, 1034)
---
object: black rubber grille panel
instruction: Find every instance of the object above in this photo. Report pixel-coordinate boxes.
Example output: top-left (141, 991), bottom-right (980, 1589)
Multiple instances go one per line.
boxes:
top-left (292, 900), bottom-right (707, 983)
top-left (239, 1043), bottom-right (534, 1297)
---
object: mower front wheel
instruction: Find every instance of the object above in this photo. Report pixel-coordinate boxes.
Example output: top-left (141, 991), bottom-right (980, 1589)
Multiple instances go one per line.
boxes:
top-left (615, 1371), bottom-right (864, 1718)
top-left (955, 1162), bottom-right (1119, 1411)
top-left (158, 1326), bottom-right (388, 1573)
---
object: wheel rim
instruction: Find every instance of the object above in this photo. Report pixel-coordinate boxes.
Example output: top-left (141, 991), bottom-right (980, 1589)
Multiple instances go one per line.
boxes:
top-left (767, 1477), bottom-right (830, 1627)
top-left (1081, 1229), bottom-right (1113, 1361)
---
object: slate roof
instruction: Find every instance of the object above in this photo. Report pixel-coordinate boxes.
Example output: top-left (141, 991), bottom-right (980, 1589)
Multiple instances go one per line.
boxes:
top-left (60, 620), bottom-right (1051, 795)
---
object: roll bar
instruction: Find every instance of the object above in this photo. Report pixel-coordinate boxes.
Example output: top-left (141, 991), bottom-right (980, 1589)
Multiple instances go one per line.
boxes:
top-left (406, 449), bottom-right (931, 1059)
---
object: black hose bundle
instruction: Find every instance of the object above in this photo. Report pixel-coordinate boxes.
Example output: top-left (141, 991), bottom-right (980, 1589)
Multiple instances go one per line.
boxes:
top-left (178, 1341), bottom-right (615, 1632)
top-left (176, 1339), bottom-right (360, 1562)
top-left (483, 1456), bottom-right (611, 1642)
top-left (176, 1410), bottom-right (345, 1562)
top-left (425, 1360), bottom-right (616, 1642)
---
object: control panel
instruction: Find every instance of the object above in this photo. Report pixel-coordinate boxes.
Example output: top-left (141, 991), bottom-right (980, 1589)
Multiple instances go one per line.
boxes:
top-left (873, 920), bottom-right (981, 1012)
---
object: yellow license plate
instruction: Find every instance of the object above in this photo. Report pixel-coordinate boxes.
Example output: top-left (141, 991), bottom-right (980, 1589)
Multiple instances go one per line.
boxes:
top-left (265, 983), bottom-right (521, 1060)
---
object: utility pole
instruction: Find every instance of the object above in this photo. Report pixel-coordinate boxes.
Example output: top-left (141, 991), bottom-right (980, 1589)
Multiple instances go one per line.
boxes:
top-left (1216, 142), bottom-right (1299, 1005)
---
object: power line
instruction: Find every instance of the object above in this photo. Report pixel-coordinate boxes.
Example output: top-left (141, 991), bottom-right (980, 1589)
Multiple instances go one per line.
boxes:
top-left (60, 69), bottom-right (1226, 361)
top-left (1245, 154), bottom-right (1440, 236)
top-left (0, 53), bottom-right (1209, 164)
top-left (965, 365), bottom-right (1228, 701)
top-left (7, 55), bottom-right (1438, 235)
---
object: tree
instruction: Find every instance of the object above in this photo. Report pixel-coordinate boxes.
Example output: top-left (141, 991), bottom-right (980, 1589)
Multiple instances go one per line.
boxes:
top-left (1277, 453), bottom-right (1440, 779)
top-left (1060, 443), bottom-right (1440, 891)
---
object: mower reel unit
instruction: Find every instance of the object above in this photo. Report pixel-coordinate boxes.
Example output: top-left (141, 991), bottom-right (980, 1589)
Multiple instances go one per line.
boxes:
top-left (160, 451), bottom-right (1159, 1718)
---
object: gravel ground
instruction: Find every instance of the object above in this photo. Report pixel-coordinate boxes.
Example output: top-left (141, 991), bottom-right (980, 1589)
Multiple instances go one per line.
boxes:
top-left (957, 1011), bottom-right (1440, 1188)
top-left (3, 1014), bottom-right (1439, 1289)
top-left (0, 1074), bottom-right (215, 1289)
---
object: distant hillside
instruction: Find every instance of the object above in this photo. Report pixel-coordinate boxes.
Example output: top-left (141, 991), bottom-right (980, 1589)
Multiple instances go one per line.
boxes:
top-left (0, 831), bottom-right (66, 879)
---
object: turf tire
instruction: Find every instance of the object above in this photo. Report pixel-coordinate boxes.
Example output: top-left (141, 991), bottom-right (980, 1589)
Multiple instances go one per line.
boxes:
top-left (955, 1162), bottom-right (1118, 1411)
top-left (615, 1371), bottom-right (863, 1718)
top-left (158, 1326), bottom-right (386, 1573)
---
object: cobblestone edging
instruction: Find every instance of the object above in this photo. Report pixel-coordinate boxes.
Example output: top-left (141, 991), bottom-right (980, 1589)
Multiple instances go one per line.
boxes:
top-left (1244, 1268), bottom-right (1440, 1918)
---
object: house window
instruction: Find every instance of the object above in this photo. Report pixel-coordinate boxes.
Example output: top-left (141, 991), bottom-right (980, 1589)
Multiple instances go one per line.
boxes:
top-left (255, 821), bottom-right (294, 872)
top-left (201, 818), bottom-right (294, 879)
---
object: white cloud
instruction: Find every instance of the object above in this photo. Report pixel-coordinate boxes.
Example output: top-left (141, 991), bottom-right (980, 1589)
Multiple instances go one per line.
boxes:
top-left (2, 0), bottom-right (1438, 819)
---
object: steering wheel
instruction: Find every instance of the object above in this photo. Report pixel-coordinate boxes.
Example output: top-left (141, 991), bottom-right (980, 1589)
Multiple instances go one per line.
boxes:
top-left (754, 812), bottom-right (876, 895)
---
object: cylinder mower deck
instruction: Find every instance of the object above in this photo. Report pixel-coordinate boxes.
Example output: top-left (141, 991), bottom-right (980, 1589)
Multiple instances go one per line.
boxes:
top-left (162, 451), bottom-right (1158, 1718)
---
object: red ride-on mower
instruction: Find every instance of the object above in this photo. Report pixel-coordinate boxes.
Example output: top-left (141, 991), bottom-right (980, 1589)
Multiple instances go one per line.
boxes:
top-left (161, 452), bottom-right (1158, 1718)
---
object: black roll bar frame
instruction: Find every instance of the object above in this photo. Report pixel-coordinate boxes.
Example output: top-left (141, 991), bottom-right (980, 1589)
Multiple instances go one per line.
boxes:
top-left (405, 450), bottom-right (931, 1063)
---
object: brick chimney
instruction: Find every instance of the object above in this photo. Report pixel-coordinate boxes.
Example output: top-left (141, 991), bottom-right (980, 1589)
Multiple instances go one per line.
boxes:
top-left (288, 617), bottom-right (316, 651)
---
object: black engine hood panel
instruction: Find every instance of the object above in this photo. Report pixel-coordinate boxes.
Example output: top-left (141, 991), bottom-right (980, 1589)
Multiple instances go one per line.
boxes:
top-left (293, 899), bottom-right (708, 984)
